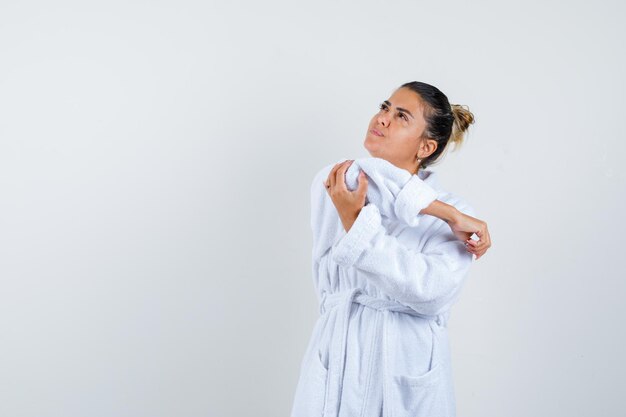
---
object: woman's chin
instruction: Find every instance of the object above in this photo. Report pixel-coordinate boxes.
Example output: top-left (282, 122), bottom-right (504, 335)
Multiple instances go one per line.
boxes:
top-left (364, 137), bottom-right (382, 154)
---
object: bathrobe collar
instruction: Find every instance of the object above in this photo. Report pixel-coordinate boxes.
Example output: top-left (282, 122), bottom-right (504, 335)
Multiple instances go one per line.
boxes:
top-left (341, 156), bottom-right (443, 227)
top-left (417, 168), bottom-right (440, 191)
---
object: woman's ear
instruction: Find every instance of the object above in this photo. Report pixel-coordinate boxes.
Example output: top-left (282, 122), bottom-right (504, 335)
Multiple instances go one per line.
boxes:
top-left (421, 138), bottom-right (438, 159)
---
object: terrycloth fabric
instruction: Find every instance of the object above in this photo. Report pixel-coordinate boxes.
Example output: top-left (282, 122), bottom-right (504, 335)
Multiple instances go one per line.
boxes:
top-left (311, 157), bottom-right (440, 264)
top-left (291, 157), bottom-right (477, 417)
top-left (341, 157), bottom-right (440, 227)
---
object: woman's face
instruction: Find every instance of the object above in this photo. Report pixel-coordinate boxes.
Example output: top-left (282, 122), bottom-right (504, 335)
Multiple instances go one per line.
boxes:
top-left (364, 87), bottom-right (436, 174)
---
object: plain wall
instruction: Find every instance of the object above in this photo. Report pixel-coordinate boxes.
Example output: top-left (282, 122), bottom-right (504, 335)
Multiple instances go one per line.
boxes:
top-left (1, 0), bottom-right (624, 416)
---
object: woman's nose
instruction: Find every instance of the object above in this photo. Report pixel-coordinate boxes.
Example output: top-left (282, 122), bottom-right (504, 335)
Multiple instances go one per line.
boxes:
top-left (377, 112), bottom-right (390, 127)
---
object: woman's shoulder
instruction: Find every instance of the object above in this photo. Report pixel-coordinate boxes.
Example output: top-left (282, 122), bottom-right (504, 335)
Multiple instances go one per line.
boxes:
top-left (312, 161), bottom-right (337, 182)
top-left (311, 163), bottom-right (333, 199)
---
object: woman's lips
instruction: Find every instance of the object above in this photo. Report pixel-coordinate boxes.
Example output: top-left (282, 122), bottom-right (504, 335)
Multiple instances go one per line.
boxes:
top-left (370, 128), bottom-right (384, 137)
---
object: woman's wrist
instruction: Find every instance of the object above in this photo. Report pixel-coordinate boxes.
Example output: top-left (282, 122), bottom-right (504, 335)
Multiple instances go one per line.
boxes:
top-left (420, 200), bottom-right (459, 224)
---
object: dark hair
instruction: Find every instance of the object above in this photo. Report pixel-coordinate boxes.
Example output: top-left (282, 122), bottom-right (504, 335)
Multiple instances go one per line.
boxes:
top-left (399, 81), bottom-right (475, 169)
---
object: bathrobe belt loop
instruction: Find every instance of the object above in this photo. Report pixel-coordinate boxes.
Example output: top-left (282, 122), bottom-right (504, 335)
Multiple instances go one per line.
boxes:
top-left (319, 289), bottom-right (441, 417)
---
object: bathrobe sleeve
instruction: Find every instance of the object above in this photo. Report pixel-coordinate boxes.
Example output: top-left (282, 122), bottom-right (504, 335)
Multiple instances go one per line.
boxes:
top-left (391, 173), bottom-right (440, 227)
top-left (330, 202), bottom-right (475, 317)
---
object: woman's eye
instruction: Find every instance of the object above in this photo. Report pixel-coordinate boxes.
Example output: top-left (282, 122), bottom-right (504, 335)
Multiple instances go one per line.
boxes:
top-left (379, 104), bottom-right (407, 121)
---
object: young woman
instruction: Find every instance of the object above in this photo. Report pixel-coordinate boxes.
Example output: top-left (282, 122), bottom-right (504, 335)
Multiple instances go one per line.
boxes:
top-left (291, 81), bottom-right (492, 417)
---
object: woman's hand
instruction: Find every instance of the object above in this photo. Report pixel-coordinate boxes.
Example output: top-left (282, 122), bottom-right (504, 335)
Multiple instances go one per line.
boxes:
top-left (324, 160), bottom-right (368, 232)
top-left (449, 211), bottom-right (492, 260)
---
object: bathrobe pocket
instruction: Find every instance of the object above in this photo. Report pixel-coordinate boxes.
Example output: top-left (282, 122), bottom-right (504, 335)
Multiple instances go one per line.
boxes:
top-left (390, 362), bottom-right (444, 417)
top-left (389, 321), bottom-right (447, 417)
top-left (291, 349), bottom-right (329, 417)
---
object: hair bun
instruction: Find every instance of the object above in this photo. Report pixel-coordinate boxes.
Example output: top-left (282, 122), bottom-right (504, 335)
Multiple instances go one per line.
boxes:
top-left (448, 104), bottom-right (475, 151)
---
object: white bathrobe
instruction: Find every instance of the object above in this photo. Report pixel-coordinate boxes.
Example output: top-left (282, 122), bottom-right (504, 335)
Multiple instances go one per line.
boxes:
top-left (291, 157), bottom-right (476, 417)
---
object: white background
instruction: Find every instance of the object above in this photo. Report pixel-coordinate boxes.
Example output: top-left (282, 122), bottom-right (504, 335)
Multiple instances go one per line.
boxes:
top-left (1, 0), bottom-right (624, 416)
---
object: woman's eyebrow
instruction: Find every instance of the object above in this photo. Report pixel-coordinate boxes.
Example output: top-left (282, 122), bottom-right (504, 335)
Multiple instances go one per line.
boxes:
top-left (383, 100), bottom-right (414, 119)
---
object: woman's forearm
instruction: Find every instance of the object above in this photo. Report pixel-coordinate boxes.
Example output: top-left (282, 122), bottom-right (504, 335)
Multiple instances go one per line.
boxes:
top-left (419, 199), bottom-right (459, 224)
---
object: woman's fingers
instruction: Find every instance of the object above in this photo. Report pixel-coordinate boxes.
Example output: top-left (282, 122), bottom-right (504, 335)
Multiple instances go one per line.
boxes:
top-left (465, 245), bottom-right (485, 260)
top-left (334, 160), bottom-right (353, 191)
top-left (356, 169), bottom-right (368, 197)
top-left (476, 227), bottom-right (492, 250)
top-left (327, 162), bottom-right (341, 189)
top-left (479, 226), bottom-right (492, 252)
top-left (326, 161), bottom-right (347, 189)
top-left (465, 241), bottom-right (479, 254)
top-left (467, 237), bottom-right (484, 249)
top-left (465, 227), bottom-right (491, 260)
top-left (326, 160), bottom-right (352, 191)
